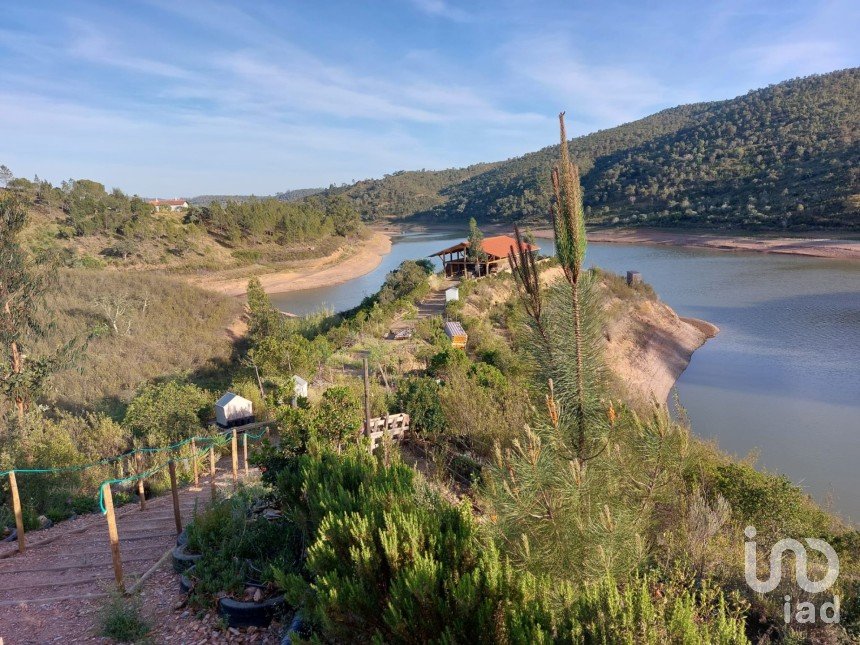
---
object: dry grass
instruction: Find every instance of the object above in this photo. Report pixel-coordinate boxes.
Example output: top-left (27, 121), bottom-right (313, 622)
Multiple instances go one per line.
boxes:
top-left (33, 269), bottom-right (244, 414)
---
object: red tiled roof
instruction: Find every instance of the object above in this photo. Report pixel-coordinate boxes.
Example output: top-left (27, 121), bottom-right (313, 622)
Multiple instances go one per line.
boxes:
top-left (432, 235), bottom-right (539, 259)
top-left (481, 235), bottom-right (539, 258)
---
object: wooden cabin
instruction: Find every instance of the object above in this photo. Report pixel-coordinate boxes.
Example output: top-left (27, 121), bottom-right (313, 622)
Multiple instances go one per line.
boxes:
top-left (444, 321), bottom-right (468, 349)
top-left (431, 235), bottom-right (539, 278)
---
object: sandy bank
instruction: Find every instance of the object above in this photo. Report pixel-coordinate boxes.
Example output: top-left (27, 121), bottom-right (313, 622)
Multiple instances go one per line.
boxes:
top-left (530, 227), bottom-right (860, 260)
top-left (191, 232), bottom-right (392, 298)
top-left (603, 294), bottom-right (718, 404)
top-left (465, 264), bottom-right (716, 404)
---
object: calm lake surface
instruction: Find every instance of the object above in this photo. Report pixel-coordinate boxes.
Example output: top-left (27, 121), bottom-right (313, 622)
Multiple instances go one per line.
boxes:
top-left (271, 230), bottom-right (860, 521)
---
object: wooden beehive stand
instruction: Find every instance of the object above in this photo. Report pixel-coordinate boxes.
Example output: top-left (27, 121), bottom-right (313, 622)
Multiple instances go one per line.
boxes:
top-left (366, 413), bottom-right (410, 453)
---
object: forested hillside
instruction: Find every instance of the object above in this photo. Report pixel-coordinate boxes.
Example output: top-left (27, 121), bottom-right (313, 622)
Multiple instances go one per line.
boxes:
top-left (188, 187), bottom-right (323, 205)
top-left (326, 163), bottom-right (501, 221)
top-left (326, 68), bottom-right (860, 230)
top-left (3, 176), bottom-right (363, 271)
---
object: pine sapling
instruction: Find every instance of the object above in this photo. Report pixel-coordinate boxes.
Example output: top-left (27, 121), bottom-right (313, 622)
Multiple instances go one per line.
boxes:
top-left (551, 112), bottom-right (589, 459)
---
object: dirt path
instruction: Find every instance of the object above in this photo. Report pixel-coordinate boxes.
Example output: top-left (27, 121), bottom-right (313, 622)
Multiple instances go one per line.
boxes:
top-left (416, 279), bottom-right (458, 320)
top-left (192, 232), bottom-right (392, 298)
top-left (0, 460), bottom-right (252, 643)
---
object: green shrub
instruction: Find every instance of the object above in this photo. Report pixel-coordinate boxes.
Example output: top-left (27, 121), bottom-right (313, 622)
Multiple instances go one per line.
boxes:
top-left (572, 574), bottom-right (748, 644)
top-left (231, 248), bottom-right (262, 263)
top-left (186, 497), bottom-right (236, 555)
top-left (438, 368), bottom-right (531, 456)
top-left (187, 491), bottom-right (303, 604)
top-left (697, 460), bottom-right (832, 540)
top-left (377, 260), bottom-right (432, 306)
top-left (314, 386), bottom-right (363, 451)
top-left (123, 380), bottom-right (210, 446)
top-left (267, 447), bottom-right (749, 643)
top-left (428, 346), bottom-right (469, 376)
top-left (449, 453), bottom-right (482, 485)
top-left (1, 411), bottom-right (132, 520)
top-left (76, 253), bottom-right (105, 269)
top-left (99, 591), bottom-right (150, 642)
top-left (395, 376), bottom-right (445, 435)
top-left (468, 361), bottom-right (507, 389)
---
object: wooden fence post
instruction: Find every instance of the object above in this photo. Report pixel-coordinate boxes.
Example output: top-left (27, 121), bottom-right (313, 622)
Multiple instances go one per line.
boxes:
top-left (209, 445), bottom-right (217, 501)
top-left (168, 460), bottom-right (182, 535)
top-left (135, 452), bottom-right (146, 511)
top-left (190, 439), bottom-right (199, 486)
top-left (8, 472), bottom-right (25, 553)
top-left (101, 483), bottom-right (124, 592)
top-left (243, 433), bottom-right (249, 478)
top-left (363, 358), bottom-right (372, 448)
top-left (231, 429), bottom-right (238, 485)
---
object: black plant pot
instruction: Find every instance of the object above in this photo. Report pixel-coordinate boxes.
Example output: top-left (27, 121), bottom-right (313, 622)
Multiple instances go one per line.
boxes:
top-left (180, 565), bottom-right (195, 593)
top-left (172, 544), bottom-right (202, 573)
top-left (218, 594), bottom-right (286, 628)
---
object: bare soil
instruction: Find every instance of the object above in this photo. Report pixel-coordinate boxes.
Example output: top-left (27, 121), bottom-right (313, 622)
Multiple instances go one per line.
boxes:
top-left (191, 232), bottom-right (392, 297)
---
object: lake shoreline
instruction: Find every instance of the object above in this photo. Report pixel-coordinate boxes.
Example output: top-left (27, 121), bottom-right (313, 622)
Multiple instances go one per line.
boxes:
top-left (531, 227), bottom-right (860, 260)
top-left (191, 231), bottom-right (393, 297)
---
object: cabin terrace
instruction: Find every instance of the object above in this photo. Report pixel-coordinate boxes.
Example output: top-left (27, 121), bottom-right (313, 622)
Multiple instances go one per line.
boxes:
top-left (431, 235), bottom-right (539, 278)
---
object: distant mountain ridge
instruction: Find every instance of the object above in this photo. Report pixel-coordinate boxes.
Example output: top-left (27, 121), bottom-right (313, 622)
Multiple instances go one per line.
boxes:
top-left (189, 187), bottom-right (324, 206)
top-left (325, 68), bottom-right (860, 231)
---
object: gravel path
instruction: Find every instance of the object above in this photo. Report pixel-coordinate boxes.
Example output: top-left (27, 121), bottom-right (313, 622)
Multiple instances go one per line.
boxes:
top-left (0, 460), bottom-right (269, 643)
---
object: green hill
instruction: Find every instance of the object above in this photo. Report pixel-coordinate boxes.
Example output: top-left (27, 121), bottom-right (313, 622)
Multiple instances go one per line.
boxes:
top-left (327, 68), bottom-right (860, 231)
top-left (326, 163), bottom-right (501, 221)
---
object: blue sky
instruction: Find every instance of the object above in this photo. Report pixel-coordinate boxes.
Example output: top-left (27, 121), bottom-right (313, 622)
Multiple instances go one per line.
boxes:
top-left (1, 0), bottom-right (857, 197)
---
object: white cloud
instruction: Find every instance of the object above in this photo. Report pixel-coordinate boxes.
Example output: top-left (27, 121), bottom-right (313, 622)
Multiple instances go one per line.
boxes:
top-left (0, 91), bottom-right (464, 195)
top-left (741, 40), bottom-right (853, 78)
top-left (65, 19), bottom-right (191, 79)
top-left (409, 0), bottom-right (472, 22)
top-left (502, 34), bottom-right (674, 131)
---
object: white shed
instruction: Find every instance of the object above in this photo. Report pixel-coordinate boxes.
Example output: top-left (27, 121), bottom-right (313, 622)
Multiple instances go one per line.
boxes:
top-left (214, 392), bottom-right (254, 428)
top-left (293, 375), bottom-right (309, 399)
top-left (445, 287), bottom-right (459, 302)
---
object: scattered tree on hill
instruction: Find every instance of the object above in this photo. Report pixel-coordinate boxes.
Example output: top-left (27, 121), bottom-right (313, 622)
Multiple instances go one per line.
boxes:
top-left (0, 196), bottom-right (78, 424)
top-left (0, 165), bottom-right (12, 189)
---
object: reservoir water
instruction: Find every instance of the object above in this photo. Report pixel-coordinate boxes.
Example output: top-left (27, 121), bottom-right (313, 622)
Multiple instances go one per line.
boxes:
top-left (271, 230), bottom-right (860, 521)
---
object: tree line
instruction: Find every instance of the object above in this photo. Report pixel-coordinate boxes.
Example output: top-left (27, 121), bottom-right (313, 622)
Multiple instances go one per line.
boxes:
top-left (324, 68), bottom-right (860, 230)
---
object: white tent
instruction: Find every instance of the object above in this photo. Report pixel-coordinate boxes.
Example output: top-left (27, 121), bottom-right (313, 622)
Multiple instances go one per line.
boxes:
top-left (214, 392), bottom-right (253, 428)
